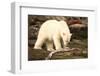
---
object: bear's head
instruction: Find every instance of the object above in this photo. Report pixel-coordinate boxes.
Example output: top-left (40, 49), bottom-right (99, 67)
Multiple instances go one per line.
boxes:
top-left (61, 30), bottom-right (72, 47)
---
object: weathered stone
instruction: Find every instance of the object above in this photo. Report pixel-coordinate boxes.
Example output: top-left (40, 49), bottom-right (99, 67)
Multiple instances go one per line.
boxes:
top-left (28, 47), bottom-right (87, 60)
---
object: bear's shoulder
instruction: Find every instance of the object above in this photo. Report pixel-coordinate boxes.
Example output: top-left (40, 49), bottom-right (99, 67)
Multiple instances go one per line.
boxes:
top-left (41, 20), bottom-right (60, 29)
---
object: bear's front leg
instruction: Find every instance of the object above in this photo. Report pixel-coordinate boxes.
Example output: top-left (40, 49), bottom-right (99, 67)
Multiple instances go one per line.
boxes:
top-left (53, 36), bottom-right (62, 51)
top-left (46, 41), bottom-right (55, 51)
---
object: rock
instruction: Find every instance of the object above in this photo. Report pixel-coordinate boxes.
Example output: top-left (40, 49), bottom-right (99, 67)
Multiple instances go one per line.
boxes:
top-left (28, 47), bottom-right (87, 60)
top-left (28, 40), bottom-right (36, 46)
top-left (71, 48), bottom-right (82, 56)
top-left (70, 24), bottom-right (87, 28)
top-left (28, 48), bottom-right (50, 60)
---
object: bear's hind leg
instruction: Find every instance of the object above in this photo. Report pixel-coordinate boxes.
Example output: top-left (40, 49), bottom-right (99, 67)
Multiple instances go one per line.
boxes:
top-left (34, 38), bottom-right (45, 49)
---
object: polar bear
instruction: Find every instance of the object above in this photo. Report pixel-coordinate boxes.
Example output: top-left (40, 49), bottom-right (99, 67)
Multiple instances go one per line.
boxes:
top-left (34, 20), bottom-right (72, 51)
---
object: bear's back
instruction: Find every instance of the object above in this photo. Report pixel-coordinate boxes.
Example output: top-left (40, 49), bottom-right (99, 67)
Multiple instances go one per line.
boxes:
top-left (39, 20), bottom-right (61, 35)
top-left (38, 20), bottom-right (70, 38)
top-left (41, 20), bottom-right (61, 29)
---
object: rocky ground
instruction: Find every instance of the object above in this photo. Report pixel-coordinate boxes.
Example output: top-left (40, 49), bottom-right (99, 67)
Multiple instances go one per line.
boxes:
top-left (28, 39), bottom-right (88, 60)
top-left (28, 15), bottom-right (88, 61)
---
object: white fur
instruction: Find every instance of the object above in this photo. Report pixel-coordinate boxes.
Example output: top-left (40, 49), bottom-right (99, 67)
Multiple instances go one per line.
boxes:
top-left (34, 20), bottom-right (72, 51)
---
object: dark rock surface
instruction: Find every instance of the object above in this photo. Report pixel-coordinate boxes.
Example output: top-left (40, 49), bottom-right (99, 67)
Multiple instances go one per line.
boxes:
top-left (28, 47), bottom-right (87, 60)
